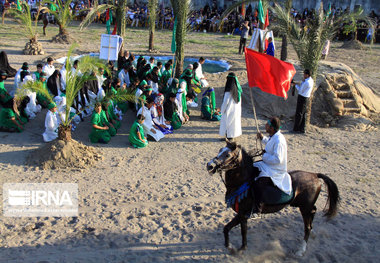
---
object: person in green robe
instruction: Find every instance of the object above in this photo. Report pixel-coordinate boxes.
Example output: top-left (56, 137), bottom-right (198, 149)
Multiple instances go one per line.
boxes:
top-left (163, 93), bottom-right (182, 130)
top-left (101, 101), bottom-right (117, 136)
top-left (111, 78), bottom-right (128, 114)
top-left (0, 71), bottom-right (13, 106)
top-left (160, 63), bottom-right (172, 91)
top-left (89, 102), bottom-right (111, 143)
top-left (105, 100), bottom-right (121, 129)
top-left (201, 87), bottom-right (221, 121)
top-left (0, 99), bottom-right (25, 132)
top-left (36, 72), bottom-right (51, 108)
top-left (129, 114), bottom-right (148, 148)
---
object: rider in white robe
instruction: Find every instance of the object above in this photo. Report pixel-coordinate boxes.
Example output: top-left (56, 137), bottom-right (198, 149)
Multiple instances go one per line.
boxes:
top-left (254, 127), bottom-right (292, 195)
top-left (219, 72), bottom-right (242, 139)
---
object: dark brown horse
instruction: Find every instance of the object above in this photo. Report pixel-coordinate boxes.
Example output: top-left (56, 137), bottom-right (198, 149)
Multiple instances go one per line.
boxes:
top-left (206, 141), bottom-right (340, 256)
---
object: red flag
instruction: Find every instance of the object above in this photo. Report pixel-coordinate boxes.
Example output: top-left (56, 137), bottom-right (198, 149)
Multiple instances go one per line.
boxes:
top-left (112, 23), bottom-right (117, 35)
top-left (245, 48), bottom-right (295, 99)
top-left (241, 3), bottom-right (245, 17)
top-left (264, 9), bottom-right (269, 29)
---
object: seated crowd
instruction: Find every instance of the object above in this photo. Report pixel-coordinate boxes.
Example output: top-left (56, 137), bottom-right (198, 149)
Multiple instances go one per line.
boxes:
top-left (0, 51), bottom-right (221, 149)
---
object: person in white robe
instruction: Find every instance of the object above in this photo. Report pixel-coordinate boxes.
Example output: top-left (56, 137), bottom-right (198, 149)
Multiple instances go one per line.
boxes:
top-left (251, 117), bottom-right (292, 216)
top-left (13, 63), bottom-right (30, 96)
top-left (195, 57), bottom-right (209, 87)
top-left (136, 97), bottom-right (165, 141)
top-left (59, 65), bottom-right (67, 91)
top-left (219, 72), bottom-right (242, 140)
top-left (176, 81), bottom-right (188, 123)
top-left (42, 57), bottom-right (55, 78)
top-left (22, 74), bottom-right (41, 119)
top-left (42, 102), bottom-right (59, 142)
top-left (150, 94), bottom-right (172, 134)
top-left (118, 66), bottom-right (130, 88)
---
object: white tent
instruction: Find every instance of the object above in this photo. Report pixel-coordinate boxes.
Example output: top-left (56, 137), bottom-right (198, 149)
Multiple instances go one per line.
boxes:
top-left (247, 28), bottom-right (275, 51)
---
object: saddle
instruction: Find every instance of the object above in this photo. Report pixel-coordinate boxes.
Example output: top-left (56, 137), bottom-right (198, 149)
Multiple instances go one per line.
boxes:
top-left (261, 185), bottom-right (294, 205)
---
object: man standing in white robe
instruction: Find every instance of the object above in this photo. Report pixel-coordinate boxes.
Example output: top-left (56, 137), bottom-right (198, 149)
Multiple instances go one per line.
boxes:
top-left (43, 102), bottom-right (59, 142)
top-left (42, 57), bottom-right (55, 78)
top-left (251, 117), bottom-right (292, 217)
top-left (195, 57), bottom-right (209, 88)
top-left (219, 72), bottom-right (242, 140)
top-left (136, 97), bottom-right (164, 141)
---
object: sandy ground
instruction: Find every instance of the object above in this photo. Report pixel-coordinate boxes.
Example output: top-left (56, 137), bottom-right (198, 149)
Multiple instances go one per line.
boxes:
top-left (0, 20), bottom-right (379, 262)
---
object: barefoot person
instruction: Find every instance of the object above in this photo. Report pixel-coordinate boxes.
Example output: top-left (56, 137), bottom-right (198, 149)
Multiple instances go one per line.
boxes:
top-left (219, 72), bottom-right (242, 141)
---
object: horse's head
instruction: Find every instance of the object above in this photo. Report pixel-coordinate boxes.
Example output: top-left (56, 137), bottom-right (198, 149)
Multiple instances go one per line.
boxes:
top-left (207, 140), bottom-right (242, 175)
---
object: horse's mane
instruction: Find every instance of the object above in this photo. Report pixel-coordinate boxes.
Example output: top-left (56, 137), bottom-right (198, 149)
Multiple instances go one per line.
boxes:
top-left (240, 147), bottom-right (254, 169)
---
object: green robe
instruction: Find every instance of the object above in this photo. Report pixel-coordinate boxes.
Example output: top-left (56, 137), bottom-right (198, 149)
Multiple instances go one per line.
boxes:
top-left (167, 112), bottom-right (182, 130)
top-left (181, 92), bottom-right (189, 115)
top-left (0, 81), bottom-right (12, 105)
top-left (129, 120), bottom-right (148, 148)
top-left (0, 108), bottom-right (24, 132)
top-left (160, 70), bottom-right (171, 89)
top-left (89, 111), bottom-right (111, 143)
top-left (201, 96), bottom-right (221, 121)
top-left (107, 103), bottom-right (121, 129)
top-left (100, 110), bottom-right (116, 136)
top-left (36, 82), bottom-right (50, 107)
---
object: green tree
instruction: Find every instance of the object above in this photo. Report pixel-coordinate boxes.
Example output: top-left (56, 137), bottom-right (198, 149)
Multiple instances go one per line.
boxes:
top-left (80, 0), bottom-right (129, 54)
top-left (272, 2), bottom-right (373, 128)
top-left (170, 0), bottom-right (191, 78)
top-left (43, 0), bottom-right (75, 43)
top-left (9, 2), bottom-right (44, 54)
top-left (17, 45), bottom-right (108, 141)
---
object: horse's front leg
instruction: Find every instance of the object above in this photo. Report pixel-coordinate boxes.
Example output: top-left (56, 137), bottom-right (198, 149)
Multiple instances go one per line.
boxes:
top-left (223, 214), bottom-right (240, 249)
top-left (239, 215), bottom-right (248, 251)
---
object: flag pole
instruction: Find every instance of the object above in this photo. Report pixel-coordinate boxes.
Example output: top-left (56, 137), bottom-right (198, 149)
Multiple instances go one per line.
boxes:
top-left (249, 87), bottom-right (263, 151)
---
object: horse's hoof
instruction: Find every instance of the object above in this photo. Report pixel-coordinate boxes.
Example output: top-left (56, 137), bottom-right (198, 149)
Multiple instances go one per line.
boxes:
top-left (238, 245), bottom-right (247, 253)
top-left (295, 240), bottom-right (307, 257)
top-left (226, 244), bottom-right (236, 255)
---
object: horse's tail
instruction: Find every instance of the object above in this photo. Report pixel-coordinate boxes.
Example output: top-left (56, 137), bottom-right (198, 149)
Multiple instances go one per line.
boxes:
top-left (317, 173), bottom-right (340, 219)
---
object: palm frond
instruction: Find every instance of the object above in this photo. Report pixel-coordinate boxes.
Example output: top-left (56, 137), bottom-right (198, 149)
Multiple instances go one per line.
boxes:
top-left (80, 4), bottom-right (115, 30)
top-left (103, 88), bottom-right (135, 104)
top-left (15, 80), bottom-right (54, 103)
top-left (9, 3), bottom-right (37, 40)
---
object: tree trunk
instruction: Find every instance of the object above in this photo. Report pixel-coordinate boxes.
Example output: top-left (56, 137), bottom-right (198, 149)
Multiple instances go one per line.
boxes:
top-left (148, 0), bottom-right (158, 52)
top-left (116, 0), bottom-right (127, 57)
top-left (149, 30), bottom-right (154, 51)
top-left (58, 124), bottom-right (72, 141)
top-left (280, 34), bottom-right (288, 61)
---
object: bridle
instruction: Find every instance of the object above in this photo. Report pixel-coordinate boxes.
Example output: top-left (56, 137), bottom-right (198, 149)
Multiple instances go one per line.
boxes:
top-left (211, 148), bottom-right (242, 186)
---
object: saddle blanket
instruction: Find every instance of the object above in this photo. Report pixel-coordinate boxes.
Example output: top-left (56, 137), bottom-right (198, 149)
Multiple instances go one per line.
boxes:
top-left (262, 185), bottom-right (294, 205)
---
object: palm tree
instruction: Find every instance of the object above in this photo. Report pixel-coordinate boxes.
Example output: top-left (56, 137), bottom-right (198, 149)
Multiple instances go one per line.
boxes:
top-left (9, 2), bottom-right (44, 55)
top-left (43, 0), bottom-right (75, 44)
top-left (17, 45), bottom-right (109, 141)
top-left (170, 0), bottom-right (191, 78)
top-left (272, 2), bottom-right (374, 127)
top-left (280, 0), bottom-right (292, 61)
top-left (80, 0), bottom-right (129, 54)
top-left (148, 0), bottom-right (158, 52)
